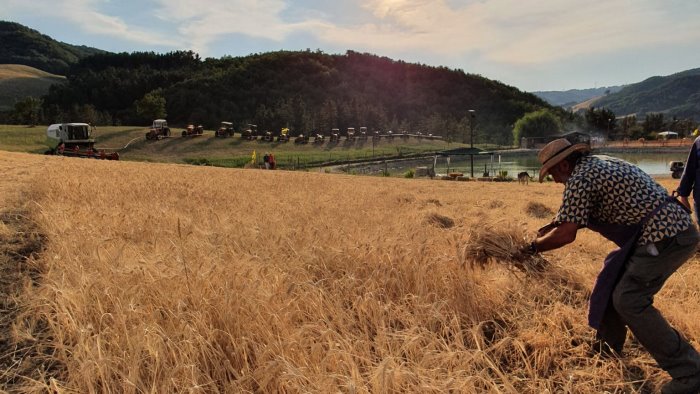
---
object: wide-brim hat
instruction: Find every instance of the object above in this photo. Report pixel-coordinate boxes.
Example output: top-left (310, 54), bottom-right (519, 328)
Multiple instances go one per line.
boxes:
top-left (538, 138), bottom-right (591, 182)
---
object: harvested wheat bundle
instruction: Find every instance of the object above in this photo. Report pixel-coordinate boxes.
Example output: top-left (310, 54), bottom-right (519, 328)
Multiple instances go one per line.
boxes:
top-left (464, 223), bottom-right (549, 273)
top-left (425, 212), bottom-right (455, 228)
top-left (525, 201), bottom-right (554, 218)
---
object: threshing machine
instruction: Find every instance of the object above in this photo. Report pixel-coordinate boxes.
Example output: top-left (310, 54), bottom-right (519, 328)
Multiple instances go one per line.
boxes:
top-left (45, 123), bottom-right (119, 160)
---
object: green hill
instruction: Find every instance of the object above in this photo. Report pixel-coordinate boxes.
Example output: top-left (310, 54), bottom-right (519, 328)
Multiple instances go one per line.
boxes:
top-left (0, 20), bottom-right (106, 75)
top-left (0, 21), bottom-right (558, 144)
top-left (0, 64), bottom-right (65, 110)
top-left (594, 68), bottom-right (700, 120)
top-left (532, 86), bottom-right (624, 107)
top-left (44, 50), bottom-right (556, 145)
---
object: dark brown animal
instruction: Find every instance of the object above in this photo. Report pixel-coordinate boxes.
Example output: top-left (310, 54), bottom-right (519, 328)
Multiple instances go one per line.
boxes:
top-left (518, 171), bottom-right (530, 185)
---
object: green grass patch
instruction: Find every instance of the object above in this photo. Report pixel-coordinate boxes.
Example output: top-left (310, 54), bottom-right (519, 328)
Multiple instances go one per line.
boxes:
top-left (0, 124), bottom-right (52, 153)
top-left (1, 124), bottom-right (472, 170)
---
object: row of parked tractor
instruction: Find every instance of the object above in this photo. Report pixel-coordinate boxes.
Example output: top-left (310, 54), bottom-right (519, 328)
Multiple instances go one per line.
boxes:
top-left (145, 119), bottom-right (206, 140)
top-left (145, 119), bottom-right (441, 144)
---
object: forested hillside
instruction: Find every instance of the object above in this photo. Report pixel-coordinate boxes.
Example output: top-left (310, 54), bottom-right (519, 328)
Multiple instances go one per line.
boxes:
top-left (42, 50), bottom-right (554, 144)
top-left (0, 21), bottom-right (105, 75)
top-left (0, 21), bottom-right (560, 144)
top-left (594, 68), bottom-right (700, 120)
top-left (533, 86), bottom-right (624, 107)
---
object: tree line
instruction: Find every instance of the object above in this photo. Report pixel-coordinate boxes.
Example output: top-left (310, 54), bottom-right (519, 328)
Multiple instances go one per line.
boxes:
top-left (6, 46), bottom-right (692, 145)
top-left (3, 49), bottom-right (561, 145)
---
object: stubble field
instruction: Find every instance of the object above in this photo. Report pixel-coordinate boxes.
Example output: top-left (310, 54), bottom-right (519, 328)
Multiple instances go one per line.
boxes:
top-left (1, 151), bottom-right (699, 393)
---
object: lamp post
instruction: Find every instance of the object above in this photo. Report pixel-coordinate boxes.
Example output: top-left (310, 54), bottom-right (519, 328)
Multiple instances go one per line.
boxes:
top-left (468, 110), bottom-right (476, 178)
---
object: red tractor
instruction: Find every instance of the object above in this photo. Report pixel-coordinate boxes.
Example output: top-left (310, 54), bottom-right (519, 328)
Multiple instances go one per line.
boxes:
top-left (294, 133), bottom-right (309, 144)
top-left (146, 119), bottom-right (171, 140)
top-left (182, 124), bottom-right (204, 137)
top-left (359, 126), bottom-right (368, 139)
top-left (215, 121), bottom-right (234, 137)
top-left (241, 124), bottom-right (258, 140)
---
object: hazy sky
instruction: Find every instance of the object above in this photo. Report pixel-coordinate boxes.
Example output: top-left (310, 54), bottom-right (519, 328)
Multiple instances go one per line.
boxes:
top-left (3, 0), bottom-right (699, 91)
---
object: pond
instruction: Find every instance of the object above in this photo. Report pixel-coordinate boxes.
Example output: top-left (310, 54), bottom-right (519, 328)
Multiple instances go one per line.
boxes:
top-left (347, 151), bottom-right (690, 178)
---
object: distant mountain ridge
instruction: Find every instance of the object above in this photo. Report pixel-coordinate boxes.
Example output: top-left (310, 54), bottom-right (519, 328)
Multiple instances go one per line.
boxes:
top-left (534, 68), bottom-right (700, 120)
top-left (532, 86), bottom-right (624, 107)
top-left (594, 68), bottom-right (700, 120)
top-left (0, 20), bottom-right (107, 75)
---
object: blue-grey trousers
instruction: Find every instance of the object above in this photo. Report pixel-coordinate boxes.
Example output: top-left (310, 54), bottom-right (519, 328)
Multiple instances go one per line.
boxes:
top-left (597, 225), bottom-right (700, 378)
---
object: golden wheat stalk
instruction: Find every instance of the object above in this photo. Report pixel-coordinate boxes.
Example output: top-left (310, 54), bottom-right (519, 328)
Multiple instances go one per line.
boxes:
top-left (464, 223), bottom-right (549, 273)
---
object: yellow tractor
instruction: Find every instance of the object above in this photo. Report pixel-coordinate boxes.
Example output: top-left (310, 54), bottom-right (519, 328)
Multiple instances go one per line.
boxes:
top-left (277, 127), bottom-right (290, 142)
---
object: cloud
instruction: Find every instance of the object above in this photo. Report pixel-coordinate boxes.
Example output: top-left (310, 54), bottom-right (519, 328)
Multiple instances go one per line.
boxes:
top-left (2, 0), bottom-right (178, 47)
top-left (311, 0), bottom-right (700, 66)
top-left (2, 0), bottom-right (699, 71)
top-left (147, 0), bottom-right (337, 55)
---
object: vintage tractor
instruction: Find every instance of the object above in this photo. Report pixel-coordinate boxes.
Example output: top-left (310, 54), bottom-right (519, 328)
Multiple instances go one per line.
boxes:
top-left (277, 127), bottom-right (290, 142)
top-left (294, 133), bottom-right (309, 144)
top-left (670, 161), bottom-right (685, 179)
top-left (45, 123), bottom-right (119, 160)
top-left (313, 132), bottom-right (325, 144)
top-left (241, 124), bottom-right (258, 140)
top-left (215, 121), bottom-right (234, 137)
top-left (146, 119), bottom-right (171, 140)
top-left (182, 124), bottom-right (204, 137)
top-left (359, 126), bottom-right (368, 139)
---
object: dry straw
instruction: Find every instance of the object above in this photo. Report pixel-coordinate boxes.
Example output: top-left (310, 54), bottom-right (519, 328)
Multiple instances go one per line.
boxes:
top-left (463, 222), bottom-right (549, 273)
top-left (0, 151), bottom-right (697, 393)
top-left (525, 201), bottom-right (554, 219)
top-left (424, 212), bottom-right (455, 228)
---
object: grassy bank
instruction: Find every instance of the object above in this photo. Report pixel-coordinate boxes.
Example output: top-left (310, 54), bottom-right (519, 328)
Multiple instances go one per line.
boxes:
top-left (0, 124), bottom-right (460, 170)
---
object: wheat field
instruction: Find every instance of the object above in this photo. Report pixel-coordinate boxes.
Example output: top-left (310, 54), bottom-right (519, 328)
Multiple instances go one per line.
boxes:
top-left (1, 151), bottom-right (699, 393)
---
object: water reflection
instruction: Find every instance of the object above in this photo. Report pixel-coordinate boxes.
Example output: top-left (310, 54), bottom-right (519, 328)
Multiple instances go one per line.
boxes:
top-left (351, 151), bottom-right (689, 177)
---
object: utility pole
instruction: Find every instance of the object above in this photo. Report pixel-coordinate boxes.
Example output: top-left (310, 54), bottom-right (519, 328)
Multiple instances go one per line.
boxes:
top-left (469, 110), bottom-right (476, 178)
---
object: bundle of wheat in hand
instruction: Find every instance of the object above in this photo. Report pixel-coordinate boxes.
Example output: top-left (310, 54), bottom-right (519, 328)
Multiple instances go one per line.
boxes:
top-left (464, 224), bottom-right (549, 273)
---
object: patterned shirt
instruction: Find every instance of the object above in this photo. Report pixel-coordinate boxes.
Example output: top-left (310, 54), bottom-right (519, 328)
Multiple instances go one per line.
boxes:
top-left (555, 155), bottom-right (692, 245)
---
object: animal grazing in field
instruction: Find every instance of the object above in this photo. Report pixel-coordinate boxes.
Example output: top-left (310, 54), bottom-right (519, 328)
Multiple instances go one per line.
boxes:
top-left (517, 171), bottom-right (530, 185)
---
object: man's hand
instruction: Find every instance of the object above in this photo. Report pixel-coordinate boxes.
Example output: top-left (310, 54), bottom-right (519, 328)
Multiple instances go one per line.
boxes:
top-left (516, 241), bottom-right (538, 258)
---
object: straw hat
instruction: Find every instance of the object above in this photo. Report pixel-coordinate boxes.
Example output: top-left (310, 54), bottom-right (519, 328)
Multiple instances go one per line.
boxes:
top-left (538, 138), bottom-right (591, 182)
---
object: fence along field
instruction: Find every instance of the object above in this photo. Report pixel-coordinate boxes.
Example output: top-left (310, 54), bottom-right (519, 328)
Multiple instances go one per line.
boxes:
top-left (1, 151), bottom-right (699, 392)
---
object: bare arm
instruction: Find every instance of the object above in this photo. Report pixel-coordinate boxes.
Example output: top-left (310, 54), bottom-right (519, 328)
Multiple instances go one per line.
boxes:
top-left (533, 222), bottom-right (579, 253)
